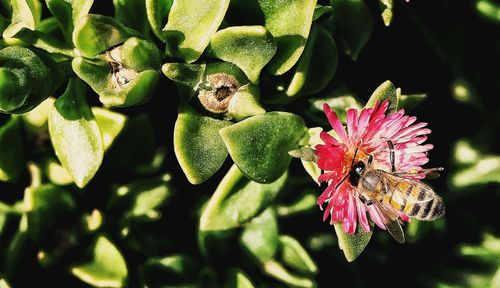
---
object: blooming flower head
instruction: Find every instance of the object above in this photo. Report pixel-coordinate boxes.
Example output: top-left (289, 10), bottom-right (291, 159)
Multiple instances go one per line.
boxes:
top-left (315, 101), bottom-right (434, 234)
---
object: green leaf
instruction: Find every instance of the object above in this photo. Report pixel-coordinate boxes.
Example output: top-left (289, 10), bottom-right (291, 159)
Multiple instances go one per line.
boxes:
top-left (40, 155), bottom-right (73, 186)
top-left (313, 4), bottom-right (332, 21)
top-left (174, 106), bottom-right (231, 184)
top-left (21, 96), bottom-right (55, 130)
top-left (379, 0), bottom-right (393, 26)
top-left (70, 235), bottom-right (128, 288)
top-left (220, 112), bottom-right (306, 183)
top-left (306, 83), bottom-right (362, 124)
top-left (263, 259), bottom-right (315, 288)
top-left (207, 25), bottom-right (277, 84)
top-left (240, 208), bottom-right (279, 263)
top-left (146, 0), bottom-right (172, 41)
top-left (329, 0), bottom-right (373, 60)
top-left (279, 235), bottom-right (318, 275)
top-left (450, 155), bottom-right (500, 189)
top-left (365, 80), bottom-right (398, 113)
top-left (25, 184), bottom-right (76, 244)
top-left (0, 276), bottom-right (11, 288)
top-left (162, 63), bottom-right (206, 91)
top-left (163, 0), bottom-right (230, 63)
top-left (334, 222), bottom-right (373, 262)
top-left (398, 92), bottom-right (428, 111)
top-left (2, 0), bottom-right (39, 38)
top-left (200, 164), bottom-right (287, 231)
top-left (452, 138), bottom-right (480, 166)
top-left (298, 127), bottom-right (322, 184)
top-left (228, 84), bottom-right (266, 121)
top-left (267, 24), bottom-right (338, 104)
top-left (48, 78), bottom-right (104, 188)
top-left (45, 0), bottom-right (93, 43)
top-left (113, 0), bottom-right (149, 35)
top-left (3, 228), bottom-right (31, 279)
top-left (110, 175), bottom-right (174, 222)
top-left (276, 191), bottom-right (317, 217)
top-left (258, 0), bottom-right (317, 75)
top-left (0, 117), bottom-right (24, 182)
top-left (476, 0), bottom-right (500, 23)
top-left (72, 37), bottom-right (161, 107)
top-left (0, 46), bottom-right (56, 114)
top-left (139, 254), bottom-right (199, 287)
top-left (225, 269), bottom-right (256, 288)
top-left (92, 107), bottom-right (127, 151)
top-left (73, 14), bottom-right (139, 57)
top-left (293, 24), bottom-right (337, 96)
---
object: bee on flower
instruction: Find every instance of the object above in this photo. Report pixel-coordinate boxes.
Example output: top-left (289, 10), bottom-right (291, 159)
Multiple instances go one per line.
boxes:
top-left (315, 100), bottom-right (445, 243)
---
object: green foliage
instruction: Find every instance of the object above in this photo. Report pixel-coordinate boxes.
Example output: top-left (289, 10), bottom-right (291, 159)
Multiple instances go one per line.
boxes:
top-left (0, 1), bottom-right (497, 287)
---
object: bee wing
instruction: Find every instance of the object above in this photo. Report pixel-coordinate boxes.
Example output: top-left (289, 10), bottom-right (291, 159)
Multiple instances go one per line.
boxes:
top-left (372, 201), bottom-right (405, 243)
top-left (379, 170), bottom-right (438, 207)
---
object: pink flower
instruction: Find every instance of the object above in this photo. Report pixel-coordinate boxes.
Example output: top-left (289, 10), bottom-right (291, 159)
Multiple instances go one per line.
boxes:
top-left (315, 101), bottom-right (434, 234)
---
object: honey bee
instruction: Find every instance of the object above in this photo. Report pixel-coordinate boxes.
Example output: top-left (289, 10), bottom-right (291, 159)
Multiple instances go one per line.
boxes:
top-left (344, 140), bottom-right (445, 243)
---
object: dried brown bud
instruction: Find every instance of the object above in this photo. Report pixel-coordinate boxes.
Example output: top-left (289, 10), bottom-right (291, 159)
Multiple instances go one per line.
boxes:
top-left (198, 73), bottom-right (239, 114)
top-left (104, 46), bottom-right (137, 89)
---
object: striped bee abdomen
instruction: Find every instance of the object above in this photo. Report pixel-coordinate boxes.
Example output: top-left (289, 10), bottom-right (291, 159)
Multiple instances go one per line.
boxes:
top-left (405, 195), bottom-right (445, 221)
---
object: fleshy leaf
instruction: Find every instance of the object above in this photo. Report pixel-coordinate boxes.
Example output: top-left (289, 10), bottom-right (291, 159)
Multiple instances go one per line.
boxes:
top-left (298, 127), bottom-right (322, 184)
top-left (73, 14), bottom-right (139, 57)
top-left (25, 184), bottom-right (76, 244)
top-left (306, 84), bottom-right (362, 124)
top-left (92, 107), bottom-right (127, 151)
top-left (21, 97), bottom-right (55, 130)
top-left (279, 235), bottom-right (318, 275)
top-left (452, 138), bottom-right (480, 166)
top-left (174, 106), bottom-right (231, 184)
top-left (45, 0), bottom-right (93, 43)
top-left (227, 84), bottom-right (266, 121)
top-left (263, 260), bottom-right (315, 288)
top-left (225, 269), bottom-right (255, 288)
top-left (2, 0), bottom-right (39, 38)
top-left (276, 191), bottom-right (317, 217)
top-left (0, 46), bottom-right (57, 114)
top-left (329, 0), bottom-right (373, 60)
top-left (163, 0), bottom-right (230, 63)
top-left (220, 112), bottom-right (306, 183)
top-left (313, 4), bottom-right (332, 21)
top-left (72, 37), bottom-right (161, 107)
top-left (48, 78), bottom-right (104, 188)
top-left (379, 0), bottom-right (393, 26)
top-left (273, 24), bottom-right (337, 103)
top-left (334, 222), bottom-right (373, 262)
top-left (109, 175), bottom-right (174, 223)
top-left (365, 80), bottom-right (398, 113)
top-left (162, 63), bottom-right (206, 90)
top-left (398, 92), bottom-right (428, 111)
top-left (0, 117), bottom-right (25, 182)
top-left (450, 155), bottom-right (500, 189)
top-left (113, 0), bottom-right (149, 35)
top-left (240, 208), bottom-right (279, 263)
top-left (145, 0), bottom-right (172, 41)
top-left (258, 0), bottom-right (317, 75)
top-left (40, 155), bottom-right (73, 186)
top-left (70, 235), bottom-right (128, 288)
top-left (207, 25), bottom-right (277, 84)
top-left (200, 165), bottom-right (287, 231)
top-left (139, 254), bottom-right (199, 287)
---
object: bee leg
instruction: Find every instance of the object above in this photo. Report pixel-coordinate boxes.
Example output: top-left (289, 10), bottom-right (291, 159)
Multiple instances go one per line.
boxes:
top-left (387, 140), bottom-right (396, 172)
top-left (359, 195), bottom-right (374, 206)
